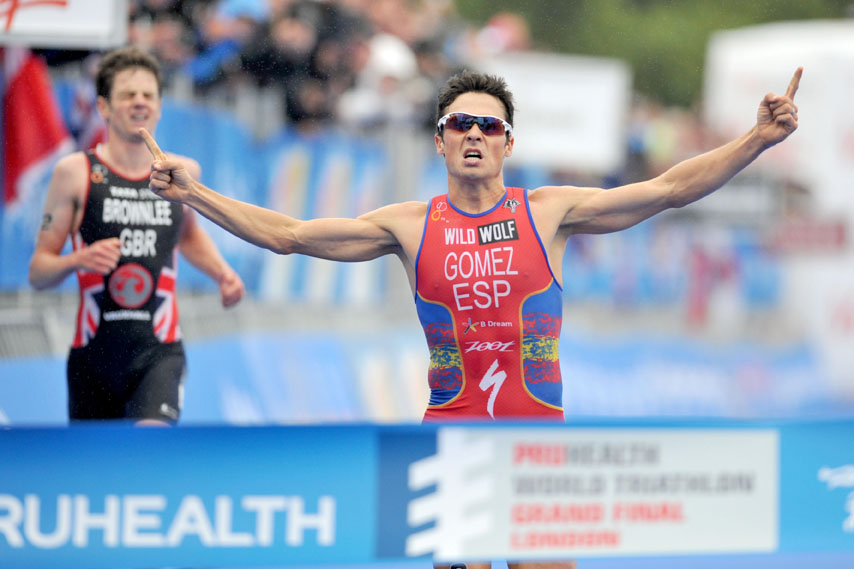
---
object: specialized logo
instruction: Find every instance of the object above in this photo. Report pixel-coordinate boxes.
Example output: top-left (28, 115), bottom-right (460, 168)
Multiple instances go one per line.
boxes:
top-left (818, 465), bottom-right (854, 531)
top-left (478, 359), bottom-right (507, 418)
top-left (503, 198), bottom-right (520, 213)
top-left (477, 219), bottom-right (518, 245)
top-left (406, 429), bottom-right (496, 559)
top-left (108, 263), bottom-right (154, 308)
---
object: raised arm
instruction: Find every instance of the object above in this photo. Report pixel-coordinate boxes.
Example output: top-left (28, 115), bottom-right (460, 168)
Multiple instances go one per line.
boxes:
top-left (543, 67), bottom-right (802, 235)
top-left (141, 128), bottom-right (403, 262)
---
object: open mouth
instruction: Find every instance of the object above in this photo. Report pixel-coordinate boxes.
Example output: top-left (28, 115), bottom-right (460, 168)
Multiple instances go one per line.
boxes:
top-left (464, 149), bottom-right (482, 160)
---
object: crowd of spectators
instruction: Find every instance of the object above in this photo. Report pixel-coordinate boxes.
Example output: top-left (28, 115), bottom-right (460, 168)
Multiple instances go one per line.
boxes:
top-left (39, 0), bottom-right (712, 186)
top-left (31, 0), bottom-right (788, 335)
top-left (117, 0), bottom-right (538, 134)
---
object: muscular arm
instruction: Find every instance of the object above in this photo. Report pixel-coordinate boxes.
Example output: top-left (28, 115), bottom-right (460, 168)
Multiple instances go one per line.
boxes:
top-left (557, 127), bottom-right (768, 235)
top-left (29, 153), bottom-right (121, 289)
top-left (142, 128), bottom-right (405, 262)
top-left (535, 67), bottom-right (802, 237)
top-left (184, 180), bottom-right (404, 261)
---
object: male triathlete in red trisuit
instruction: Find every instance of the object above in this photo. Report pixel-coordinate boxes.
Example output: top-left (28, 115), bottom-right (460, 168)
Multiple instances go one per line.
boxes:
top-left (141, 67), bottom-right (802, 568)
top-left (417, 185), bottom-right (564, 422)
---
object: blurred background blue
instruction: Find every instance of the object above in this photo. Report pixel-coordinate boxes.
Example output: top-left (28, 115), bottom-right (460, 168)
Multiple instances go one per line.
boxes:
top-left (3, 2), bottom-right (854, 568)
top-left (3, 0), bottom-right (854, 425)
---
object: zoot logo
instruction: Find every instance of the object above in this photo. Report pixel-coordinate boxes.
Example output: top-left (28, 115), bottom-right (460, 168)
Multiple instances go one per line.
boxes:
top-left (464, 340), bottom-right (515, 353)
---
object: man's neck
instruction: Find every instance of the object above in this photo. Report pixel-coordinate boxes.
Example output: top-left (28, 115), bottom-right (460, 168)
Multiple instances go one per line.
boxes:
top-left (447, 177), bottom-right (507, 214)
top-left (97, 132), bottom-right (154, 178)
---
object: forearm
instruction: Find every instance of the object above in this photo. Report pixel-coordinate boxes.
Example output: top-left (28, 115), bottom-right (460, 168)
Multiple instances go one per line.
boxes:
top-left (661, 126), bottom-right (767, 208)
top-left (29, 250), bottom-right (78, 290)
top-left (179, 226), bottom-right (231, 282)
top-left (184, 180), bottom-right (299, 254)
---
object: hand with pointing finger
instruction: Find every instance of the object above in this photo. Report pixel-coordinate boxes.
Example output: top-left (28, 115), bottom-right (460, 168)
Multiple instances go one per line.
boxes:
top-left (139, 127), bottom-right (196, 203)
top-left (756, 67), bottom-right (802, 148)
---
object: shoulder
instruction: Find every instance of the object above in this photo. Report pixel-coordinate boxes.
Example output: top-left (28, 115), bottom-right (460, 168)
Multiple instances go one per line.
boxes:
top-left (527, 184), bottom-right (606, 229)
top-left (358, 201), bottom-right (429, 245)
top-left (360, 200), bottom-right (428, 222)
top-left (528, 184), bottom-right (599, 202)
top-left (391, 200), bottom-right (430, 217)
top-left (53, 151), bottom-right (89, 177)
top-left (50, 152), bottom-right (89, 195)
top-left (528, 184), bottom-right (604, 210)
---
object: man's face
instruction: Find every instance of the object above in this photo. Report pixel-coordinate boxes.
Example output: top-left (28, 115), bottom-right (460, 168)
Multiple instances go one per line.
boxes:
top-left (97, 67), bottom-right (162, 143)
top-left (435, 92), bottom-right (514, 183)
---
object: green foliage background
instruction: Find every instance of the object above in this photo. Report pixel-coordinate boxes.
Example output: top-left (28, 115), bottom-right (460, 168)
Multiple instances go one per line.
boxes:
top-left (455, 0), bottom-right (849, 106)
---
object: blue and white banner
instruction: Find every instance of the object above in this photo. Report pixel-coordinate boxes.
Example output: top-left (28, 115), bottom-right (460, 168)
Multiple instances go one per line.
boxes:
top-left (2, 421), bottom-right (854, 568)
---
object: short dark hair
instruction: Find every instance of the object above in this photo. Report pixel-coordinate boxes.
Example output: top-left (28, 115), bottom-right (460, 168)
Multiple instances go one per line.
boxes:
top-left (95, 46), bottom-right (162, 100)
top-left (436, 70), bottom-right (515, 130)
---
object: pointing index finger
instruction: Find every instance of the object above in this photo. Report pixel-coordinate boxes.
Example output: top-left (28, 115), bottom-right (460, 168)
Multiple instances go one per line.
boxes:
top-left (785, 67), bottom-right (803, 100)
top-left (139, 128), bottom-right (168, 161)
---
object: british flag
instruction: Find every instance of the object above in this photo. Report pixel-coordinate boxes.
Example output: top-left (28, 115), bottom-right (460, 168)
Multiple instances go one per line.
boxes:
top-left (71, 233), bottom-right (103, 348)
top-left (153, 251), bottom-right (181, 342)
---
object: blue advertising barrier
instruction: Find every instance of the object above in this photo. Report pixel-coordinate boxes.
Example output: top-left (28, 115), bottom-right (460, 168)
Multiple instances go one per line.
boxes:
top-left (2, 420), bottom-right (854, 569)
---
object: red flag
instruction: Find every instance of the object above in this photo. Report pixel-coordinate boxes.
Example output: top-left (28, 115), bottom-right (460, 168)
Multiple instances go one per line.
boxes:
top-left (2, 47), bottom-right (73, 208)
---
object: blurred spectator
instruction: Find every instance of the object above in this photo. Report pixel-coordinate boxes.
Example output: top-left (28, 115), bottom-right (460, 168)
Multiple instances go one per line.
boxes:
top-left (239, 0), bottom-right (372, 130)
top-left (240, 12), bottom-right (317, 87)
top-left (129, 0), bottom-right (200, 80)
top-left (448, 10), bottom-right (532, 64)
top-left (40, 1), bottom-right (484, 134)
top-left (183, 0), bottom-right (267, 88)
top-left (336, 32), bottom-right (419, 131)
top-left (410, 38), bottom-right (461, 130)
top-left (473, 11), bottom-right (532, 55)
top-left (68, 54), bottom-right (108, 151)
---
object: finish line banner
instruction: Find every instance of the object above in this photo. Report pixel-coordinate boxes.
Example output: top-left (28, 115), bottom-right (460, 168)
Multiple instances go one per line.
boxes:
top-left (1, 421), bottom-right (853, 568)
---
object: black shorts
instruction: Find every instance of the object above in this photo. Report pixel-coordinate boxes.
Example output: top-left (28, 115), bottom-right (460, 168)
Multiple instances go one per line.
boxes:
top-left (67, 340), bottom-right (186, 422)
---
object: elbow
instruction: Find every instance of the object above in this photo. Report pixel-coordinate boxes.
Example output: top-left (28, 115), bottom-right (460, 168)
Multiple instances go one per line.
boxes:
top-left (272, 227), bottom-right (301, 256)
top-left (273, 237), bottom-right (297, 256)
top-left (661, 179), bottom-right (691, 210)
top-left (28, 256), bottom-right (55, 290)
top-left (28, 260), bottom-right (40, 289)
top-left (28, 270), bottom-right (48, 291)
top-left (668, 195), bottom-right (690, 210)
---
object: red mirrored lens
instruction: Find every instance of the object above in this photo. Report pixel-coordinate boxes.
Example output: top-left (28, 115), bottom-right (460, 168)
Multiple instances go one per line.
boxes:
top-left (445, 113), bottom-right (506, 135)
